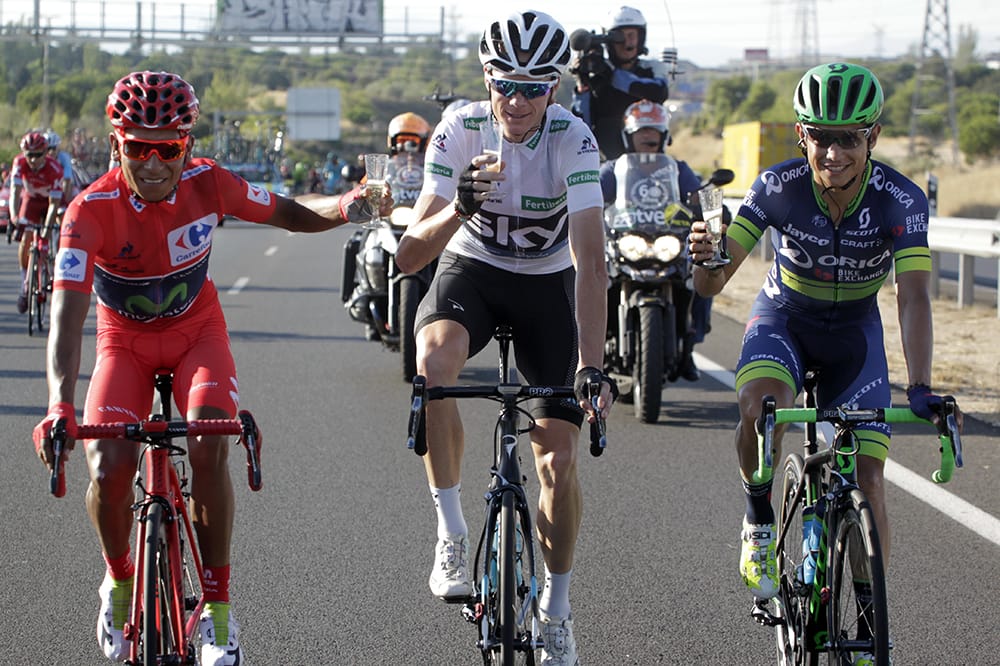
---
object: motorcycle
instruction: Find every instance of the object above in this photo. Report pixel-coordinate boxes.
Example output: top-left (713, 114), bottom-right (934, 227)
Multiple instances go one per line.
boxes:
top-left (341, 152), bottom-right (434, 381)
top-left (602, 151), bottom-right (733, 423)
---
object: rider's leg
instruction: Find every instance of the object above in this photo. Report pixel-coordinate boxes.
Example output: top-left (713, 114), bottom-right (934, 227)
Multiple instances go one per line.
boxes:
top-left (417, 319), bottom-right (470, 496)
top-left (736, 377), bottom-right (796, 523)
top-left (531, 417), bottom-right (581, 621)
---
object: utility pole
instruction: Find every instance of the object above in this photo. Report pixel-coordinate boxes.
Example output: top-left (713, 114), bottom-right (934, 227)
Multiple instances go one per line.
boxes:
top-left (908, 0), bottom-right (960, 165)
top-left (792, 0), bottom-right (819, 66)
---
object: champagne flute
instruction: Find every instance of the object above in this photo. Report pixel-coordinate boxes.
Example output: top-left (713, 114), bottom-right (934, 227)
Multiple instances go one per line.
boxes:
top-left (363, 153), bottom-right (389, 228)
top-left (697, 186), bottom-right (730, 268)
top-left (479, 116), bottom-right (504, 197)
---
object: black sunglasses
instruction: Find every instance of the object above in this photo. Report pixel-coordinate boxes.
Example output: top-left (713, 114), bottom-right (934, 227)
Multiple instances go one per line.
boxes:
top-left (488, 77), bottom-right (555, 100)
top-left (26, 151), bottom-right (45, 159)
top-left (802, 125), bottom-right (873, 150)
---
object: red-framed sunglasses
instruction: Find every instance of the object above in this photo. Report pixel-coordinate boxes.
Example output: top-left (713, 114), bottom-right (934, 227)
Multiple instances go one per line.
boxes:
top-left (118, 136), bottom-right (190, 162)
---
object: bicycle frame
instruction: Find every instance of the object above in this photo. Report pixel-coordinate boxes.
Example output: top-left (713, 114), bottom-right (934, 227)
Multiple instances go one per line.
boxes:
top-left (25, 220), bottom-right (52, 336)
top-left (751, 372), bottom-right (963, 665)
top-left (47, 372), bottom-right (261, 665)
top-left (406, 326), bottom-right (606, 664)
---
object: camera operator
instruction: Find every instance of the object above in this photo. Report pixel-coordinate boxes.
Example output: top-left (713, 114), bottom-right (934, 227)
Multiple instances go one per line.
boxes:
top-left (571, 6), bottom-right (669, 160)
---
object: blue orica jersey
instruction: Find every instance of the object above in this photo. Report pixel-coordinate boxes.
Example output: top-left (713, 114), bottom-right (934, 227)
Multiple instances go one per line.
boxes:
top-left (728, 158), bottom-right (931, 320)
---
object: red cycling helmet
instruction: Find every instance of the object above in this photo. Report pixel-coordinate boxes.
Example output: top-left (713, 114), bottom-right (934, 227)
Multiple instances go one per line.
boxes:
top-left (106, 71), bottom-right (200, 135)
top-left (20, 131), bottom-right (48, 153)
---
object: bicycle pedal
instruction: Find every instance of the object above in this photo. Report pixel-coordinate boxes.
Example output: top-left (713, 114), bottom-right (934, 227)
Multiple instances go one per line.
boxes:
top-left (462, 601), bottom-right (483, 624)
top-left (750, 600), bottom-right (783, 627)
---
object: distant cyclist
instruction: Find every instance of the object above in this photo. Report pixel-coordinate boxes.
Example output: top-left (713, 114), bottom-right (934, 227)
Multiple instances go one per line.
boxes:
top-left (31, 70), bottom-right (389, 665)
top-left (9, 130), bottom-right (63, 314)
top-left (396, 10), bottom-right (615, 665)
top-left (690, 64), bottom-right (963, 661)
top-left (45, 129), bottom-right (78, 206)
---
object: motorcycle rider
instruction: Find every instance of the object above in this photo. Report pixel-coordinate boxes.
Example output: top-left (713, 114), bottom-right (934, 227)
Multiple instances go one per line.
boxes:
top-left (571, 6), bottom-right (669, 160)
top-left (599, 99), bottom-right (708, 381)
top-left (342, 112), bottom-right (431, 341)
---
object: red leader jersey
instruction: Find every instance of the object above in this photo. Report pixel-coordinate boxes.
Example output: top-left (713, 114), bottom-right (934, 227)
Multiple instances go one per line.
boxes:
top-left (10, 153), bottom-right (63, 220)
top-left (54, 158), bottom-right (278, 330)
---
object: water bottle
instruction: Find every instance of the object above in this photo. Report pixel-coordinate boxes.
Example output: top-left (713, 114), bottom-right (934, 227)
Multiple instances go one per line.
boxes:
top-left (801, 506), bottom-right (821, 585)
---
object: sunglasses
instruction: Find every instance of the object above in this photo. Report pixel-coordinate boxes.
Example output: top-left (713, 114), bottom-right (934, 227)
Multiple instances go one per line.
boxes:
top-left (119, 137), bottom-right (189, 162)
top-left (25, 151), bottom-right (45, 159)
top-left (488, 77), bottom-right (555, 100)
top-left (802, 125), bottom-right (873, 150)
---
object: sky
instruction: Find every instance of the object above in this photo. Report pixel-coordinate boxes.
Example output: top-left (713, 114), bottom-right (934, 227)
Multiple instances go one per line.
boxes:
top-left (4, 0), bottom-right (999, 69)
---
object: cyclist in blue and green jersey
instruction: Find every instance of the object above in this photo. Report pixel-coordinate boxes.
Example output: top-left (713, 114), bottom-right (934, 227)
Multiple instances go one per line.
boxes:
top-left (690, 64), bottom-right (959, 652)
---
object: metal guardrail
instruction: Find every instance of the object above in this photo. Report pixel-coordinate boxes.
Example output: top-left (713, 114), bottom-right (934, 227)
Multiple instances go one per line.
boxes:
top-left (927, 217), bottom-right (1000, 312)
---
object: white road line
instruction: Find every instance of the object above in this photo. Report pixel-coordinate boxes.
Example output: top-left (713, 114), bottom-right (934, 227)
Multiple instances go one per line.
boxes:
top-left (228, 277), bottom-right (250, 294)
top-left (265, 245), bottom-right (278, 256)
top-left (693, 351), bottom-right (1000, 547)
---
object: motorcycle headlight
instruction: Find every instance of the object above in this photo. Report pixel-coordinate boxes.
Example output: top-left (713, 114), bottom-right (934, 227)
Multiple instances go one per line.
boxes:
top-left (652, 235), bottom-right (683, 262)
top-left (617, 234), bottom-right (652, 262)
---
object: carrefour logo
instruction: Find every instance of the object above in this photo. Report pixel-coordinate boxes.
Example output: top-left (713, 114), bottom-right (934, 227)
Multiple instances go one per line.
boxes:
top-left (167, 214), bottom-right (217, 266)
top-left (247, 183), bottom-right (271, 206)
top-left (55, 248), bottom-right (87, 283)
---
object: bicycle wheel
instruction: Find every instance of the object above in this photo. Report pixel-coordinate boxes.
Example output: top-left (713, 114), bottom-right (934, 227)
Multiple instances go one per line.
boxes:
top-left (141, 502), bottom-right (165, 666)
top-left (26, 251), bottom-right (43, 335)
top-left (486, 492), bottom-right (534, 666)
top-left (825, 489), bottom-right (890, 665)
top-left (773, 454), bottom-right (817, 666)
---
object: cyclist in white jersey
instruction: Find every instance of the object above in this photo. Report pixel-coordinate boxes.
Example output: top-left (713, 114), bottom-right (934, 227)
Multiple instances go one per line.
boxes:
top-left (396, 10), bottom-right (614, 665)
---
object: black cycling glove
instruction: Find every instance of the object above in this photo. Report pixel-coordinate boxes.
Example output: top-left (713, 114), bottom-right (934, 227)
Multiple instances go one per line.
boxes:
top-left (574, 366), bottom-right (619, 404)
top-left (455, 163), bottom-right (482, 218)
top-left (906, 382), bottom-right (944, 420)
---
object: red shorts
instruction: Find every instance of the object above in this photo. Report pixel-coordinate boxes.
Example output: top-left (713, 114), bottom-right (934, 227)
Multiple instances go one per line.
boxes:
top-left (84, 308), bottom-right (238, 424)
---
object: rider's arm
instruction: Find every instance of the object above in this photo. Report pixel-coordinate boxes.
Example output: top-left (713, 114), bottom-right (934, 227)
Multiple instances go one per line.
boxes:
top-left (264, 189), bottom-right (388, 233)
top-left (894, 269), bottom-right (934, 387)
top-left (691, 232), bottom-right (748, 297)
top-left (568, 205), bottom-right (608, 371)
top-left (46, 288), bottom-right (90, 407)
top-left (395, 191), bottom-right (461, 274)
top-left (9, 182), bottom-right (21, 222)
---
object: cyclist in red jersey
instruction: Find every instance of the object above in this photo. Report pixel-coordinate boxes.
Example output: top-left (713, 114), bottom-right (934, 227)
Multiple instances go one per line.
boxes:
top-left (10, 130), bottom-right (64, 313)
top-left (30, 71), bottom-right (388, 665)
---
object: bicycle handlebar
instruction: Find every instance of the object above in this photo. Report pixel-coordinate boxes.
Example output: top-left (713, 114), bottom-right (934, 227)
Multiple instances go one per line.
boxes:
top-left (755, 397), bottom-right (963, 485)
top-left (47, 413), bottom-right (264, 497)
top-left (405, 375), bottom-right (608, 458)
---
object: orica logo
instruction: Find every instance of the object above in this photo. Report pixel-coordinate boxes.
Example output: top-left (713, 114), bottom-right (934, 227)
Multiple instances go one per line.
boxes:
top-left (761, 170), bottom-right (783, 196)
top-left (167, 215), bottom-right (217, 267)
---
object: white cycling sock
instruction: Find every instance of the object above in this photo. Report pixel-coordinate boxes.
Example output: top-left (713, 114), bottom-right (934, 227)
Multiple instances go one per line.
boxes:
top-left (430, 483), bottom-right (467, 539)
top-left (540, 569), bottom-right (572, 620)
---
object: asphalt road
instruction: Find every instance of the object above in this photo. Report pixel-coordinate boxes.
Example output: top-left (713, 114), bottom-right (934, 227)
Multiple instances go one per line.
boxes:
top-left (1, 221), bottom-right (997, 665)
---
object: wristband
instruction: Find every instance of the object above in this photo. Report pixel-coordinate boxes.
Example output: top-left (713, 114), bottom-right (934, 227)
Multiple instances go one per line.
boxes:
top-left (453, 201), bottom-right (473, 223)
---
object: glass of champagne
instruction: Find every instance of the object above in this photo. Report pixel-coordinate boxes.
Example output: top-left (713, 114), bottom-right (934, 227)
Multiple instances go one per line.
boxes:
top-left (697, 186), bottom-right (730, 268)
top-left (479, 116), bottom-right (503, 197)
top-left (363, 153), bottom-right (389, 228)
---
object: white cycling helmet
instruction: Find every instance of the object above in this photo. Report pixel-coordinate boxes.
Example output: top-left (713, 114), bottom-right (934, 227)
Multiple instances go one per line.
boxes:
top-left (603, 6), bottom-right (648, 59)
top-left (44, 130), bottom-right (61, 148)
top-left (479, 10), bottom-right (571, 80)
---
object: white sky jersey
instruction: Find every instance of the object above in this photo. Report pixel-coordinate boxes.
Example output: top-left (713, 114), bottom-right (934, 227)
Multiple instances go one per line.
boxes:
top-left (423, 101), bottom-right (603, 275)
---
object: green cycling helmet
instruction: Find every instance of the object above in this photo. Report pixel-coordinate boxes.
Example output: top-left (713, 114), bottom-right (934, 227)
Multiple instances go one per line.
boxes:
top-left (793, 63), bottom-right (884, 126)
